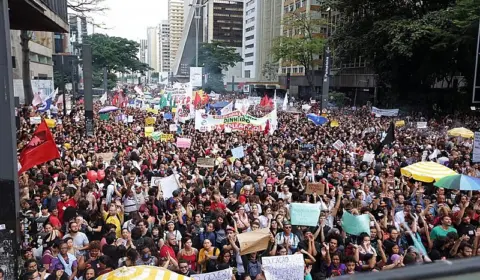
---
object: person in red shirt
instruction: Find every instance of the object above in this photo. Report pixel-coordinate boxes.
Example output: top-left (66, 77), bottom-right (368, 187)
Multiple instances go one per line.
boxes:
top-left (159, 232), bottom-right (179, 268)
top-left (210, 190), bottom-right (226, 211)
top-left (57, 190), bottom-right (78, 224)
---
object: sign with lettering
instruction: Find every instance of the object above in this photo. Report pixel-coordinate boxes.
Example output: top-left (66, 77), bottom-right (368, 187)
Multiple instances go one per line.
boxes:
top-left (192, 268), bottom-right (232, 280)
top-left (196, 158), bottom-right (215, 168)
top-left (305, 182), bottom-right (325, 195)
top-left (290, 203), bottom-right (320, 227)
top-left (262, 254), bottom-right (304, 280)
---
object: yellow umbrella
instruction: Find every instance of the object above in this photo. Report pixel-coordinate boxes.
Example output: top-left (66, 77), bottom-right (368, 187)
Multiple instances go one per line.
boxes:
top-left (401, 161), bottom-right (456, 183)
top-left (447, 127), bottom-right (474, 138)
top-left (97, 266), bottom-right (193, 280)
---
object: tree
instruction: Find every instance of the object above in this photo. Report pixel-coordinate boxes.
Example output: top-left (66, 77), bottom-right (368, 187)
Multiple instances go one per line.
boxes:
top-left (325, 0), bottom-right (479, 109)
top-left (22, 0), bottom-right (107, 104)
top-left (271, 13), bottom-right (327, 96)
top-left (196, 42), bottom-right (243, 93)
top-left (82, 34), bottom-right (151, 89)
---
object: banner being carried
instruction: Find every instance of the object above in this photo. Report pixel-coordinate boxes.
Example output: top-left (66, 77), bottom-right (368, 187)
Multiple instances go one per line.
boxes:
top-left (195, 110), bottom-right (276, 132)
top-left (371, 107), bottom-right (399, 117)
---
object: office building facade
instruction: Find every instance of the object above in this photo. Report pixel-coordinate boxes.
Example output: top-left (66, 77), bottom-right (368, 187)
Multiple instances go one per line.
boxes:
top-left (169, 0), bottom-right (185, 69)
top-left (147, 26), bottom-right (160, 72)
top-left (159, 21), bottom-right (171, 73)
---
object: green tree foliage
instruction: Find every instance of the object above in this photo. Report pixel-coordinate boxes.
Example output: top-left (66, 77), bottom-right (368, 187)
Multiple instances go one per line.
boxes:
top-left (326, 0), bottom-right (480, 107)
top-left (271, 13), bottom-right (327, 94)
top-left (196, 42), bottom-right (243, 93)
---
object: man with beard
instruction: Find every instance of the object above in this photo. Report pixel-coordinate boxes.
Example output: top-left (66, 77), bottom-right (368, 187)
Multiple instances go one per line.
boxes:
top-left (63, 221), bottom-right (89, 257)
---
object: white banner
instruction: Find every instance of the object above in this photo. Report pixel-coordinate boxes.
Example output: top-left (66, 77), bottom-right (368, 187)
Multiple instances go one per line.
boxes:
top-left (417, 122), bottom-right (427, 129)
top-left (473, 132), bottom-right (480, 162)
top-left (262, 254), bottom-right (304, 280)
top-left (195, 110), bottom-right (275, 132)
top-left (371, 106), bottom-right (399, 117)
top-left (190, 67), bottom-right (203, 87)
top-left (220, 101), bottom-right (233, 115)
top-left (191, 268), bottom-right (232, 280)
top-left (235, 99), bottom-right (251, 114)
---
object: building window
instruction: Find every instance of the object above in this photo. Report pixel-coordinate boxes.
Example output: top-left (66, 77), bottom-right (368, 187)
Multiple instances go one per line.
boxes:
top-left (245, 61), bottom-right (254, 66)
top-left (246, 0), bottom-right (255, 7)
top-left (245, 70), bottom-right (251, 78)
top-left (282, 67), bottom-right (287, 74)
top-left (245, 52), bottom-right (254, 58)
top-left (246, 8), bottom-right (255, 15)
top-left (245, 35), bottom-right (254, 41)
top-left (245, 44), bottom-right (254, 49)
top-left (293, 67), bottom-right (298, 73)
top-left (245, 17), bottom-right (255, 24)
top-left (246, 26), bottom-right (255, 32)
top-left (299, 67), bottom-right (304, 73)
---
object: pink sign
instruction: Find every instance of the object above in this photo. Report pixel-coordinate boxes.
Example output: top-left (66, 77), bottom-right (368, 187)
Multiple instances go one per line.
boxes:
top-left (176, 138), bottom-right (191, 148)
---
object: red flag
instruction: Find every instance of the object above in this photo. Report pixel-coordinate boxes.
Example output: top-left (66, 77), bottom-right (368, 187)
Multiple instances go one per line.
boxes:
top-left (264, 119), bottom-right (270, 135)
top-left (193, 92), bottom-right (202, 107)
top-left (202, 94), bottom-right (209, 105)
top-left (260, 94), bottom-right (271, 107)
top-left (18, 119), bottom-right (60, 174)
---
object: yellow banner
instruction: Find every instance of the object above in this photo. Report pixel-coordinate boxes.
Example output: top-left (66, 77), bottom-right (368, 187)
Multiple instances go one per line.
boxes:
top-left (395, 120), bottom-right (405, 127)
top-left (145, 117), bottom-right (156, 126)
top-left (160, 134), bottom-right (174, 142)
top-left (145, 126), bottom-right (154, 137)
top-left (330, 120), bottom-right (339, 127)
top-left (172, 107), bottom-right (177, 113)
top-left (146, 108), bottom-right (159, 114)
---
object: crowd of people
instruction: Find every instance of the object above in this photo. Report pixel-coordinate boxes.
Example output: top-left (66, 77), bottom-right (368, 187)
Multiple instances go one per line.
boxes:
top-left (14, 88), bottom-right (480, 280)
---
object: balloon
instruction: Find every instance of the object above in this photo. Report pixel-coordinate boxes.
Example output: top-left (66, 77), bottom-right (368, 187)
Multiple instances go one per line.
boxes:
top-left (87, 170), bottom-right (98, 182)
top-left (97, 170), bottom-right (105, 181)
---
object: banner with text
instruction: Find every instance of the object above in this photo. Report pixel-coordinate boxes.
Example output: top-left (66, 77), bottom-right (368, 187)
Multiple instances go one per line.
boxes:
top-left (371, 107), bottom-right (399, 117)
top-left (195, 110), bottom-right (275, 132)
top-left (192, 268), bottom-right (232, 280)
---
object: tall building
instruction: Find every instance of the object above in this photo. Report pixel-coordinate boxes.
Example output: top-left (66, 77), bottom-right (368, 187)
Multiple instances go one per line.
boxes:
top-left (173, 0), bottom-right (244, 80)
top-left (169, 0), bottom-right (185, 69)
top-left (242, 0), bottom-right (282, 81)
top-left (159, 21), bottom-right (171, 73)
top-left (139, 39), bottom-right (148, 64)
top-left (68, 14), bottom-right (89, 55)
top-left (147, 26), bottom-right (160, 72)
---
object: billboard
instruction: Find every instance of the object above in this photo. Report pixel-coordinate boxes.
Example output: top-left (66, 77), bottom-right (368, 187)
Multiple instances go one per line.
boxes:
top-left (190, 67), bottom-right (203, 87)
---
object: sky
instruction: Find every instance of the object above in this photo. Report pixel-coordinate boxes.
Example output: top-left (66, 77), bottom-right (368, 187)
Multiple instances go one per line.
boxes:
top-left (91, 0), bottom-right (168, 41)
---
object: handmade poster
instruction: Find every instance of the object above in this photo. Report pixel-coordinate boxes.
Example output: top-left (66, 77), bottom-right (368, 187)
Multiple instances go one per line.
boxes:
top-left (196, 158), bottom-right (215, 168)
top-left (290, 203), bottom-right (320, 226)
top-left (195, 110), bottom-right (275, 132)
top-left (341, 211), bottom-right (371, 236)
top-left (191, 268), bottom-right (232, 280)
top-left (176, 138), bottom-right (191, 148)
top-left (231, 146), bottom-right (245, 159)
top-left (144, 126), bottom-right (154, 137)
top-left (305, 182), bottom-right (325, 195)
top-left (237, 228), bottom-right (270, 255)
top-left (153, 175), bottom-right (180, 198)
top-left (169, 124), bottom-right (177, 132)
top-left (45, 119), bottom-right (56, 128)
top-left (160, 134), bottom-right (174, 142)
top-left (417, 122), bottom-right (427, 129)
top-left (145, 117), bottom-right (156, 126)
top-left (262, 254), bottom-right (304, 280)
top-left (30, 116), bottom-right (41, 125)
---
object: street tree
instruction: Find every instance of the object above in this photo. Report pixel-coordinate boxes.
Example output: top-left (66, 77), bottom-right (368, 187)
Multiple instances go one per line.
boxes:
top-left (325, 0), bottom-right (479, 108)
top-left (82, 34), bottom-right (151, 88)
top-left (271, 12), bottom-right (327, 96)
top-left (21, 0), bottom-right (108, 105)
top-left (196, 42), bottom-right (243, 93)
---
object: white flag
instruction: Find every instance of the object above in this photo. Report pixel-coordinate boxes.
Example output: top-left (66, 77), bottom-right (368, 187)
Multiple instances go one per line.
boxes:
top-left (100, 92), bottom-right (107, 105)
top-left (220, 101), bottom-right (233, 115)
top-left (282, 91), bottom-right (288, 111)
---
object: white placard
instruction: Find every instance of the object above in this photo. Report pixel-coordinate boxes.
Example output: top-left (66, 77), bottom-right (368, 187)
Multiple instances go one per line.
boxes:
top-left (30, 116), bottom-right (41, 124)
top-left (262, 254), bottom-right (304, 280)
top-left (473, 132), bottom-right (480, 162)
top-left (333, 140), bottom-right (345, 150)
top-left (190, 67), bottom-right (203, 87)
top-left (169, 124), bottom-right (177, 132)
top-left (151, 175), bottom-right (180, 198)
top-left (417, 122), bottom-right (427, 129)
top-left (127, 115), bottom-right (134, 123)
top-left (191, 268), bottom-right (232, 280)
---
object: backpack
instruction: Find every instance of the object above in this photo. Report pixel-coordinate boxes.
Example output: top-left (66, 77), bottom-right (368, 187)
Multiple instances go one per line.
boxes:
top-left (205, 247), bottom-right (220, 272)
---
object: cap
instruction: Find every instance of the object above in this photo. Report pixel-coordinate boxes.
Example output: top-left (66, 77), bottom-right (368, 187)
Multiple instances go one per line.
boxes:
top-left (226, 226), bottom-right (235, 232)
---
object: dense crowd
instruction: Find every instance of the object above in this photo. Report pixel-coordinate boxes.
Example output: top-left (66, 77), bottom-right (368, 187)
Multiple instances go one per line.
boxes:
top-left (14, 90), bottom-right (480, 280)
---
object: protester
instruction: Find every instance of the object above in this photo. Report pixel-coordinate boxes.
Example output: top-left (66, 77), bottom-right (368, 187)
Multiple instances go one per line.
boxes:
top-left (17, 86), bottom-right (480, 280)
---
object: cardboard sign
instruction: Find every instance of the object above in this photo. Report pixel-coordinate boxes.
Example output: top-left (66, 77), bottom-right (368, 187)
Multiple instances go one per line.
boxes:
top-left (237, 228), bottom-right (271, 255)
top-left (196, 158), bottom-right (215, 168)
top-left (305, 182), bottom-right (325, 195)
top-left (97, 152), bottom-right (114, 164)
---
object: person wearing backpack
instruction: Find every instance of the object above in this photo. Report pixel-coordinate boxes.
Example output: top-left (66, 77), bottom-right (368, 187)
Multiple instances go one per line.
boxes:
top-left (197, 239), bottom-right (220, 273)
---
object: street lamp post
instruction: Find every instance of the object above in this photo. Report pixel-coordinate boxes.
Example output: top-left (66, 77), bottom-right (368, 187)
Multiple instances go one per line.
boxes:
top-left (190, 0), bottom-right (206, 67)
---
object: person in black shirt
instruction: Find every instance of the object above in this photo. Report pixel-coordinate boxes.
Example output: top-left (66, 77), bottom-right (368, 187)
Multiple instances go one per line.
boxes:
top-left (226, 193), bottom-right (240, 214)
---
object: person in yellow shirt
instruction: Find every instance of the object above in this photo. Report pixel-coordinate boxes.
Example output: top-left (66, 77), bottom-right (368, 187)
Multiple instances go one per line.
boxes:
top-left (197, 239), bottom-right (220, 273)
top-left (100, 199), bottom-right (124, 238)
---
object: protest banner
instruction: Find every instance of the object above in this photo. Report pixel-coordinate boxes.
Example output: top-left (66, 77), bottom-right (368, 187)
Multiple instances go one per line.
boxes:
top-left (127, 115), bottom-right (134, 123)
top-left (176, 138), bottom-right (192, 148)
top-left (290, 203), bottom-right (320, 227)
top-left (144, 126), bottom-right (154, 137)
top-left (305, 182), bottom-right (325, 195)
top-left (474, 132), bottom-right (480, 162)
top-left (371, 107), bottom-right (399, 117)
top-left (237, 228), bottom-right (270, 255)
top-left (169, 124), bottom-right (177, 132)
top-left (417, 122), bottom-right (427, 129)
top-left (341, 211), bottom-right (371, 236)
top-left (145, 117), bottom-right (156, 126)
top-left (395, 120), bottom-right (405, 127)
top-left (195, 110), bottom-right (275, 132)
top-left (262, 254), bottom-right (304, 280)
top-left (196, 158), bottom-right (215, 168)
top-left (45, 119), bottom-right (56, 128)
top-left (332, 140), bottom-right (345, 150)
top-left (153, 175), bottom-right (180, 198)
top-left (152, 131), bottom-right (162, 141)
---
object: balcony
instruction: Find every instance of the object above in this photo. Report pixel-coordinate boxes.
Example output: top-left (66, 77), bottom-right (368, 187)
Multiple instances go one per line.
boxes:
top-left (8, 0), bottom-right (69, 32)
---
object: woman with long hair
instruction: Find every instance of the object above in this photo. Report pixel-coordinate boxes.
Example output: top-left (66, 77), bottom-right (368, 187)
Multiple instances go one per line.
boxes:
top-left (41, 239), bottom-right (61, 271)
top-left (177, 237), bottom-right (198, 272)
